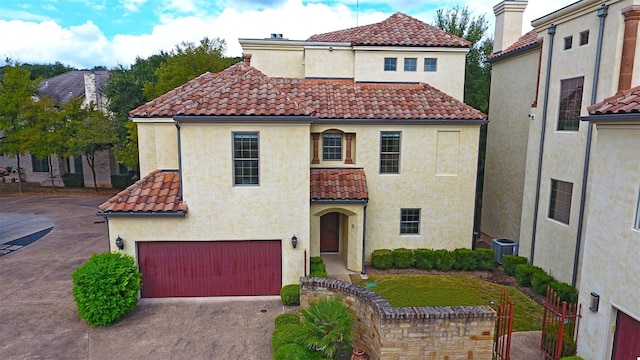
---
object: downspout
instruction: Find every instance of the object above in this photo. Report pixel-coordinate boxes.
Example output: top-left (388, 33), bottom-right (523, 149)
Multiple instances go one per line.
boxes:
top-left (361, 203), bottom-right (367, 275)
top-left (572, 4), bottom-right (608, 287)
top-left (530, 24), bottom-right (556, 263)
top-left (174, 118), bottom-right (184, 200)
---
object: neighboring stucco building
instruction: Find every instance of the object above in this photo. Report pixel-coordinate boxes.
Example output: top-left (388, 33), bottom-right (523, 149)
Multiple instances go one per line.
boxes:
top-left (239, 12), bottom-right (470, 101)
top-left (97, 54), bottom-right (485, 297)
top-left (483, 0), bottom-right (640, 287)
top-left (576, 87), bottom-right (640, 360)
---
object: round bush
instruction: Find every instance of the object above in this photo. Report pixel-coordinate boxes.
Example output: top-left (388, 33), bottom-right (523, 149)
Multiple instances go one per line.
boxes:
top-left (275, 312), bottom-right (301, 328)
top-left (280, 284), bottom-right (301, 306)
top-left (271, 323), bottom-right (304, 351)
top-left (391, 248), bottom-right (415, 269)
top-left (71, 252), bottom-right (141, 327)
top-left (273, 343), bottom-right (323, 360)
top-left (371, 249), bottom-right (393, 270)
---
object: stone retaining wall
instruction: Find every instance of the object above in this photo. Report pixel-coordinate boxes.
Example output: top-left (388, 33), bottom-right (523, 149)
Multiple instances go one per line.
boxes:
top-left (300, 277), bottom-right (496, 360)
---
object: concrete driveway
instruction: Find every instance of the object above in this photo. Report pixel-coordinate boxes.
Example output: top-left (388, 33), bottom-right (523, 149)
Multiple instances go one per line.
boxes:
top-left (0, 195), bottom-right (280, 360)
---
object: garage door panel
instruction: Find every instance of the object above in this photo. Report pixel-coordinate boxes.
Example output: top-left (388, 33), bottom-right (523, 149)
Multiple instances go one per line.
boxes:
top-left (138, 241), bottom-right (282, 298)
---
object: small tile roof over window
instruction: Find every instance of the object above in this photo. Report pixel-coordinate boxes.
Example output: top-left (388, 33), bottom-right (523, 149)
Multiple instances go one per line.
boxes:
top-left (307, 12), bottom-right (470, 48)
top-left (130, 62), bottom-right (486, 121)
top-left (97, 170), bottom-right (187, 216)
top-left (488, 30), bottom-right (542, 62)
top-left (310, 168), bottom-right (368, 201)
top-left (38, 70), bottom-right (110, 106)
top-left (587, 85), bottom-right (640, 114)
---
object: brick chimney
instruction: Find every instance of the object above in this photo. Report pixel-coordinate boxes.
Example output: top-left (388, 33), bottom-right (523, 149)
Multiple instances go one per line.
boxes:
top-left (83, 72), bottom-right (98, 105)
top-left (243, 53), bottom-right (252, 66)
top-left (618, 5), bottom-right (640, 92)
top-left (493, 0), bottom-right (528, 53)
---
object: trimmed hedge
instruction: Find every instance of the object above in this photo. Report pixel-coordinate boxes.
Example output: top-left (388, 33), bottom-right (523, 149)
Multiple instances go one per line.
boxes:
top-left (550, 281), bottom-right (579, 303)
top-left (531, 271), bottom-right (555, 296)
top-left (475, 248), bottom-right (496, 271)
top-left (274, 313), bottom-right (301, 329)
top-left (309, 256), bottom-right (327, 278)
top-left (515, 264), bottom-right (544, 287)
top-left (503, 255), bottom-right (528, 276)
top-left (374, 247), bottom-right (495, 272)
top-left (414, 248), bottom-right (438, 270)
top-left (273, 343), bottom-right (323, 360)
top-left (111, 174), bottom-right (134, 189)
top-left (371, 249), bottom-right (393, 270)
top-left (271, 323), bottom-right (305, 351)
top-left (280, 284), bottom-right (300, 306)
top-left (434, 249), bottom-right (455, 271)
top-left (62, 172), bottom-right (84, 188)
top-left (452, 248), bottom-right (476, 270)
top-left (391, 248), bottom-right (415, 269)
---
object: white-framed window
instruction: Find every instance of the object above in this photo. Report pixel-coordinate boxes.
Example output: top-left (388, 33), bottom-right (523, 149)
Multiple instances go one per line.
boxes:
top-left (424, 58), bottom-right (437, 72)
top-left (549, 179), bottom-right (573, 224)
top-left (322, 133), bottom-right (342, 161)
top-left (233, 132), bottom-right (259, 185)
top-left (404, 58), bottom-right (417, 72)
top-left (384, 57), bottom-right (397, 71)
top-left (380, 132), bottom-right (400, 174)
top-left (400, 208), bottom-right (420, 234)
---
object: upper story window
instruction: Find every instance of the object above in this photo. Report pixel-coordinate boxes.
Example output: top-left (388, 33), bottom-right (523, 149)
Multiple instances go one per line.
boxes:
top-left (384, 58), bottom-right (397, 71)
top-left (380, 132), bottom-right (400, 174)
top-left (549, 179), bottom-right (573, 225)
top-left (558, 77), bottom-right (584, 131)
top-left (233, 132), bottom-right (259, 185)
top-left (579, 31), bottom-right (589, 46)
top-left (404, 58), bottom-right (417, 72)
top-left (400, 208), bottom-right (421, 234)
top-left (424, 58), bottom-right (437, 72)
top-left (564, 36), bottom-right (573, 50)
top-left (322, 133), bottom-right (342, 161)
top-left (31, 155), bottom-right (49, 173)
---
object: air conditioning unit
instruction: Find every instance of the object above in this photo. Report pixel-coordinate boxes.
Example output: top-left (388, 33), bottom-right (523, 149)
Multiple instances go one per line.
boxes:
top-left (492, 238), bottom-right (519, 264)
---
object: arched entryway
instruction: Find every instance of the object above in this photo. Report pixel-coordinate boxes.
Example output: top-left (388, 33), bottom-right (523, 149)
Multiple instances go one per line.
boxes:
top-left (320, 212), bottom-right (341, 252)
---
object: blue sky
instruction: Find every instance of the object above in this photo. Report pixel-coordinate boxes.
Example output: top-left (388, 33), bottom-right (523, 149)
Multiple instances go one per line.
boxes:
top-left (0, 0), bottom-right (574, 69)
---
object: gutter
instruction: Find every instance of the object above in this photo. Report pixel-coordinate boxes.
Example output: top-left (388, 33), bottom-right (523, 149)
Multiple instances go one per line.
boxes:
top-left (310, 199), bottom-right (369, 204)
top-left (174, 118), bottom-right (184, 200)
top-left (530, 24), bottom-right (557, 264)
top-left (572, 4), bottom-right (608, 287)
top-left (487, 42), bottom-right (542, 64)
top-left (361, 203), bottom-right (368, 275)
top-left (97, 211), bottom-right (188, 218)
top-left (581, 113), bottom-right (640, 122)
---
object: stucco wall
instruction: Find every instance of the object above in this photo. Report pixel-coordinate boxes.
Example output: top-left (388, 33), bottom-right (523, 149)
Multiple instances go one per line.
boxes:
top-left (135, 120), bottom-right (179, 175)
top-left (576, 124), bottom-right (640, 359)
top-left (310, 204), bottom-right (365, 272)
top-left (304, 47), bottom-right (355, 79)
top-left (241, 46), bottom-right (306, 78)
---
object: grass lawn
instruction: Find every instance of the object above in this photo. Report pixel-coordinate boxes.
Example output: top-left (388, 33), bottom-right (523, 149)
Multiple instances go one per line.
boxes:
top-left (353, 274), bottom-right (542, 332)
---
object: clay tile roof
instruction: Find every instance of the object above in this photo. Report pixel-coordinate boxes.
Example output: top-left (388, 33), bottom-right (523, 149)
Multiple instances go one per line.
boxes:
top-left (97, 170), bottom-right (187, 216)
top-left (129, 62), bottom-right (315, 118)
top-left (587, 85), bottom-right (640, 115)
top-left (307, 12), bottom-right (470, 48)
top-left (488, 30), bottom-right (542, 61)
top-left (310, 168), bottom-right (368, 201)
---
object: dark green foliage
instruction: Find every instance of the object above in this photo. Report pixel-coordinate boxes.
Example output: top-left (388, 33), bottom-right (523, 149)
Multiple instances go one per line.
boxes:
top-left (273, 343), bottom-right (323, 360)
top-left (515, 264), bottom-right (544, 287)
top-left (543, 322), bottom-right (578, 357)
top-left (434, 249), bottom-right (455, 271)
top-left (274, 313), bottom-right (301, 329)
top-left (414, 248), bottom-right (438, 270)
top-left (503, 255), bottom-right (528, 276)
top-left (559, 357), bottom-right (584, 360)
top-left (475, 248), bottom-right (495, 271)
top-left (371, 249), bottom-right (393, 270)
top-left (309, 256), bottom-right (327, 278)
top-left (71, 252), bottom-right (141, 327)
top-left (62, 172), bottom-right (84, 188)
top-left (110, 174), bottom-right (134, 190)
top-left (300, 296), bottom-right (354, 359)
top-left (391, 248), bottom-right (415, 269)
top-left (271, 323), bottom-right (305, 351)
top-left (280, 284), bottom-right (301, 306)
top-left (452, 248), bottom-right (476, 270)
top-left (531, 272), bottom-right (555, 296)
top-left (550, 281), bottom-right (579, 303)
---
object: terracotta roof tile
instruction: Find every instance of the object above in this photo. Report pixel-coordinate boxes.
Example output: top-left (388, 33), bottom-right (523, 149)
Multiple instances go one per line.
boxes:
top-left (98, 170), bottom-right (187, 216)
top-left (310, 168), bottom-right (368, 201)
top-left (588, 85), bottom-right (640, 114)
top-left (488, 30), bottom-right (542, 61)
top-left (307, 12), bottom-right (470, 48)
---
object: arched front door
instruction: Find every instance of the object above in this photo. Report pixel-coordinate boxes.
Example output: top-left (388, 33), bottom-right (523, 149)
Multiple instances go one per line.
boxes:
top-left (320, 212), bottom-right (340, 252)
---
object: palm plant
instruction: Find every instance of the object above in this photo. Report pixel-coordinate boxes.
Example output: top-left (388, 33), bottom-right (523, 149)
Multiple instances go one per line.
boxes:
top-left (300, 296), bottom-right (354, 359)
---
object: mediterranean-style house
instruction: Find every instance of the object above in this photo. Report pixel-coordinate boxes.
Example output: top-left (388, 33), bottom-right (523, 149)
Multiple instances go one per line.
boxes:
top-left (484, 0), bottom-right (640, 358)
top-left (0, 70), bottom-right (125, 187)
top-left (97, 13), bottom-right (486, 298)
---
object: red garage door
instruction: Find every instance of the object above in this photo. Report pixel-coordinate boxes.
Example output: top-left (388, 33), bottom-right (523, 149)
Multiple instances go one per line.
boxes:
top-left (137, 241), bottom-right (282, 298)
top-left (612, 311), bottom-right (640, 360)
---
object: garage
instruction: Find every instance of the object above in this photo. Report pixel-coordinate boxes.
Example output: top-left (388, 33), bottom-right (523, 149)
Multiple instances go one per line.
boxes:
top-left (137, 241), bottom-right (282, 298)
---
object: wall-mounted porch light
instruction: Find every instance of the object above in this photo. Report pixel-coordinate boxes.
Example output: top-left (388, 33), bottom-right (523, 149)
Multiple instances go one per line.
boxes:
top-left (115, 235), bottom-right (124, 250)
top-left (291, 235), bottom-right (298, 249)
top-left (589, 292), bottom-right (600, 312)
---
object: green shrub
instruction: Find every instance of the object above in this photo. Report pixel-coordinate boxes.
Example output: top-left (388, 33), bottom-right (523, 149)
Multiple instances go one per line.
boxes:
top-left (273, 343), bottom-right (323, 360)
top-left (280, 284), bottom-right (301, 306)
top-left (309, 256), bottom-right (327, 278)
top-left (560, 357), bottom-right (584, 360)
top-left (550, 281), bottom-right (578, 303)
top-left (71, 252), bottom-right (141, 327)
top-left (414, 249), bottom-right (438, 270)
top-left (111, 174), bottom-right (134, 189)
top-left (271, 323), bottom-right (305, 351)
top-left (62, 172), bottom-right (84, 188)
top-left (531, 272), bottom-right (555, 296)
top-left (371, 249), bottom-right (393, 270)
top-left (391, 248), bottom-right (415, 269)
top-left (434, 249), bottom-right (455, 271)
top-left (475, 248), bottom-right (495, 271)
top-left (452, 248), bottom-right (477, 270)
top-left (503, 255), bottom-right (528, 276)
top-left (543, 322), bottom-right (577, 357)
top-left (300, 296), bottom-right (354, 359)
top-left (515, 264), bottom-right (544, 287)
top-left (275, 313), bottom-right (301, 329)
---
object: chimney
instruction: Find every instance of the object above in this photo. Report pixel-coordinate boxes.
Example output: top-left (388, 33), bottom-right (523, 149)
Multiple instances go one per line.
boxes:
top-left (243, 53), bottom-right (252, 66)
top-left (618, 5), bottom-right (640, 92)
top-left (83, 72), bottom-right (98, 105)
top-left (493, 0), bottom-right (528, 53)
